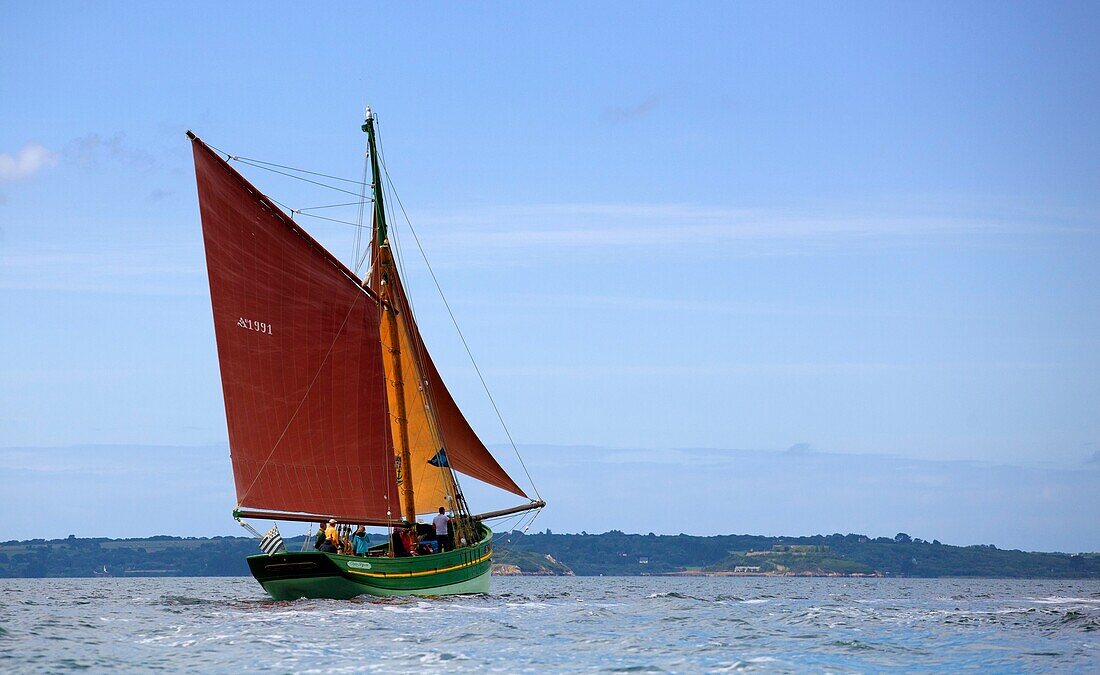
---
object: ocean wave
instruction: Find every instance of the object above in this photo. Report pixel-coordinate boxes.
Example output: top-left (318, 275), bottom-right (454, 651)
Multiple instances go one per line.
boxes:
top-left (1030, 596), bottom-right (1100, 605)
top-left (3, 577), bottom-right (1100, 672)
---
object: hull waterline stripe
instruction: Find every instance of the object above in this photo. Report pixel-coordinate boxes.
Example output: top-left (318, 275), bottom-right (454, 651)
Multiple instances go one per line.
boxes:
top-left (343, 550), bottom-right (492, 578)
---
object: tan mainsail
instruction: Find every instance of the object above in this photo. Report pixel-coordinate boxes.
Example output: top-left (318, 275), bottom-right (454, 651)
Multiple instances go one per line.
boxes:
top-left (378, 246), bottom-right (459, 515)
top-left (370, 252), bottom-right (526, 502)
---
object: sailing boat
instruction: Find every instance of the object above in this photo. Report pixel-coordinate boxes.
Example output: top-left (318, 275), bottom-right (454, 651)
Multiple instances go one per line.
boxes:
top-left (188, 108), bottom-right (544, 599)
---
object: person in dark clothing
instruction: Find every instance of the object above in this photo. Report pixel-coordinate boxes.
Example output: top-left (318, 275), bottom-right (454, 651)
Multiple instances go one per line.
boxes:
top-left (318, 518), bottom-right (339, 553)
top-left (313, 522), bottom-right (328, 550)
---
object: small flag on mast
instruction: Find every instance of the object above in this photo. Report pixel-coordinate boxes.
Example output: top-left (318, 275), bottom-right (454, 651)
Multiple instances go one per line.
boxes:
top-left (259, 525), bottom-right (285, 555)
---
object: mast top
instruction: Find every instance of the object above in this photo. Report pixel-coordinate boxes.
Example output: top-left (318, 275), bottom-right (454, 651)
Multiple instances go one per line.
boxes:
top-left (361, 106), bottom-right (387, 247)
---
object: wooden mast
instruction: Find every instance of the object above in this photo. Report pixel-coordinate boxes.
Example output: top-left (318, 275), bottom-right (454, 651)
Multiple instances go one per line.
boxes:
top-left (382, 283), bottom-right (416, 523)
top-left (364, 107), bottom-right (416, 524)
top-left (361, 107), bottom-right (522, 543)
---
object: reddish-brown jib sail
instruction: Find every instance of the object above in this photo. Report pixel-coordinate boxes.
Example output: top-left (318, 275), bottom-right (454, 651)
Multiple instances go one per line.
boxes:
top-left (191, 134), bottom-right (399, 522)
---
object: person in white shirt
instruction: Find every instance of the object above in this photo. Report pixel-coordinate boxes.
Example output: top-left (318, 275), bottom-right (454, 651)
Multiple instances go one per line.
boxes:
top-left (432, 507), bottom-right (452, 552)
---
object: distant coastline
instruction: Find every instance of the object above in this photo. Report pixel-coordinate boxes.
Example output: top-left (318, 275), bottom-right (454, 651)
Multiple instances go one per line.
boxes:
top-left (2, 531), bottom-right (1097, 579)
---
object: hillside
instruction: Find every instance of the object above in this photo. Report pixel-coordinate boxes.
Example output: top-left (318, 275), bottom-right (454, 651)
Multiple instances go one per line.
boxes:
top-left (497, 531), bottom-right (1100, 578)
top-left (492, 549), bottom-right (574, 576)
top-left (1, 531), bottom-right (1096, 578)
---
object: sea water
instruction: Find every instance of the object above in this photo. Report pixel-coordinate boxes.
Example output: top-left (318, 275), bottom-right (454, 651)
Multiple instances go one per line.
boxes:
top-left (0, 576), bottom-right (1096, 672)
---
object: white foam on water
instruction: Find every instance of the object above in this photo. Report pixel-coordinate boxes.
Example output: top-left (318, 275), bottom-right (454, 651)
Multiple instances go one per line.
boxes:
top-left (8, 577), bottom-right (1100, 672)
top-left (1029, 596), bottom-right (1100, 604)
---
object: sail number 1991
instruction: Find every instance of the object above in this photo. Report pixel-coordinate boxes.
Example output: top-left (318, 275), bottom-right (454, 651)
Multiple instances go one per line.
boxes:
top-left (237, 317), bottom-right (273, 335)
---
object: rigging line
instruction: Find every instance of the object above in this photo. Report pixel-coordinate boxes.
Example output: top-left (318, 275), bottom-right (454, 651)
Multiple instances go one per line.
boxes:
top-left (498, 511), bottom-right (537, 553)
top-left (493, 510), bottom-right (543, 559)
top-left (231, 158), bottom-right (368, 198)
top-left (374, 124), bottom-right (542, 501)
top-left (376, 151), bottom-right (466, 518)
top-left (511, 511), bottom-right (542, 554)
top-left (238, 294), bottom-right (363, 505)
top-left (372, 129), bottom-right (471, 520)
top-left (353, 145), bottom-right (371, 274)
top-left (268, 198), bottom-right (366, 228)
top-left (521, 506), bottom-right (542, 534)
top-left (487, 512), bottom-right (525, 538)
top-left (385, 196), bottom-right (535, 512)
top-left (297, 200), bottom-right (371, 212)
top-left (489, 510), bottom-right (539, 557)
top-left (385, 194), bottom-right (462, 517)
top-left (486, 510), bottom-right (525, 529)
top-left (203, 141), bottom-right (371, 197)
top-left (295, 212), bottom-right (366, 228)
top-left (227, 155), bottom-right (371, 186)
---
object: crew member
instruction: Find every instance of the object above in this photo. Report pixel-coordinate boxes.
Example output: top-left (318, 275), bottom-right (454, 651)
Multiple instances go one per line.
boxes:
top-left (432, 507), bottom-right (452, 552)
top-left (401, 525), bottom-right (418, 557)
top-left (318, 518), bottom-right (339, 553)
top-left (352, 525), bottom-right (370, 556)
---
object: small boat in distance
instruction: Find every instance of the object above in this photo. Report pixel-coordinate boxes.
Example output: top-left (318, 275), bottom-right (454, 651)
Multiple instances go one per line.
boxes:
top-left (188, 108), bottom-right (544, 599)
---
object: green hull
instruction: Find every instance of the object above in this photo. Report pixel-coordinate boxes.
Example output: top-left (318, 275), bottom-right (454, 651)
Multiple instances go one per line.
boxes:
top-left (248, 525), bottom-right (493, 600)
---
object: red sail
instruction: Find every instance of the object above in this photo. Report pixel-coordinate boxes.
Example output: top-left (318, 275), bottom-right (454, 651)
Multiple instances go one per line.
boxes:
top-left (423, 343), bottom-right (529, 498)
top-left (373, 241), bottom-right (528, 499)
top-left (191, 134), bottom-right (399, 522)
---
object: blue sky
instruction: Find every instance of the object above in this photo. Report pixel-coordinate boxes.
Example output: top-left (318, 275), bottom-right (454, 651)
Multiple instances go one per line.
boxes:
top-left (1, 3), bottom-right (1098, 547)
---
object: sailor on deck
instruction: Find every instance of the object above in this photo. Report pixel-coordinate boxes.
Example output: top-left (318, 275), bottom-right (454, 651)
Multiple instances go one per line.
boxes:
top-left (433, 507), bottom-right (452, 552)
top-left (318, 518), bottom-right (338, 553)
top-left (352, 525), bottom-right (370, 556)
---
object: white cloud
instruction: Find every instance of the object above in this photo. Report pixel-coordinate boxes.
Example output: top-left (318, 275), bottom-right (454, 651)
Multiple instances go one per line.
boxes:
top-left (0, 142), bottom-right (59, 182)
top-left (396, 203), bottom-right (1091, 264)
top-left (67, 132), bottom-right (154, 168)
top-left (0, 244), bottom-right (205, 295)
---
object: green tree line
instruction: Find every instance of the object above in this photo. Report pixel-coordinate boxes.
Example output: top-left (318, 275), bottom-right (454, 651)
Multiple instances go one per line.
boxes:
top-left (1, 531), bottom-right (1096, 578)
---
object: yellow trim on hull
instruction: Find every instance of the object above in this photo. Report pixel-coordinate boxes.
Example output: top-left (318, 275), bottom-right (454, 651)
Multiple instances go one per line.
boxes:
top-left (345, 550), bottom-right (493, 578)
